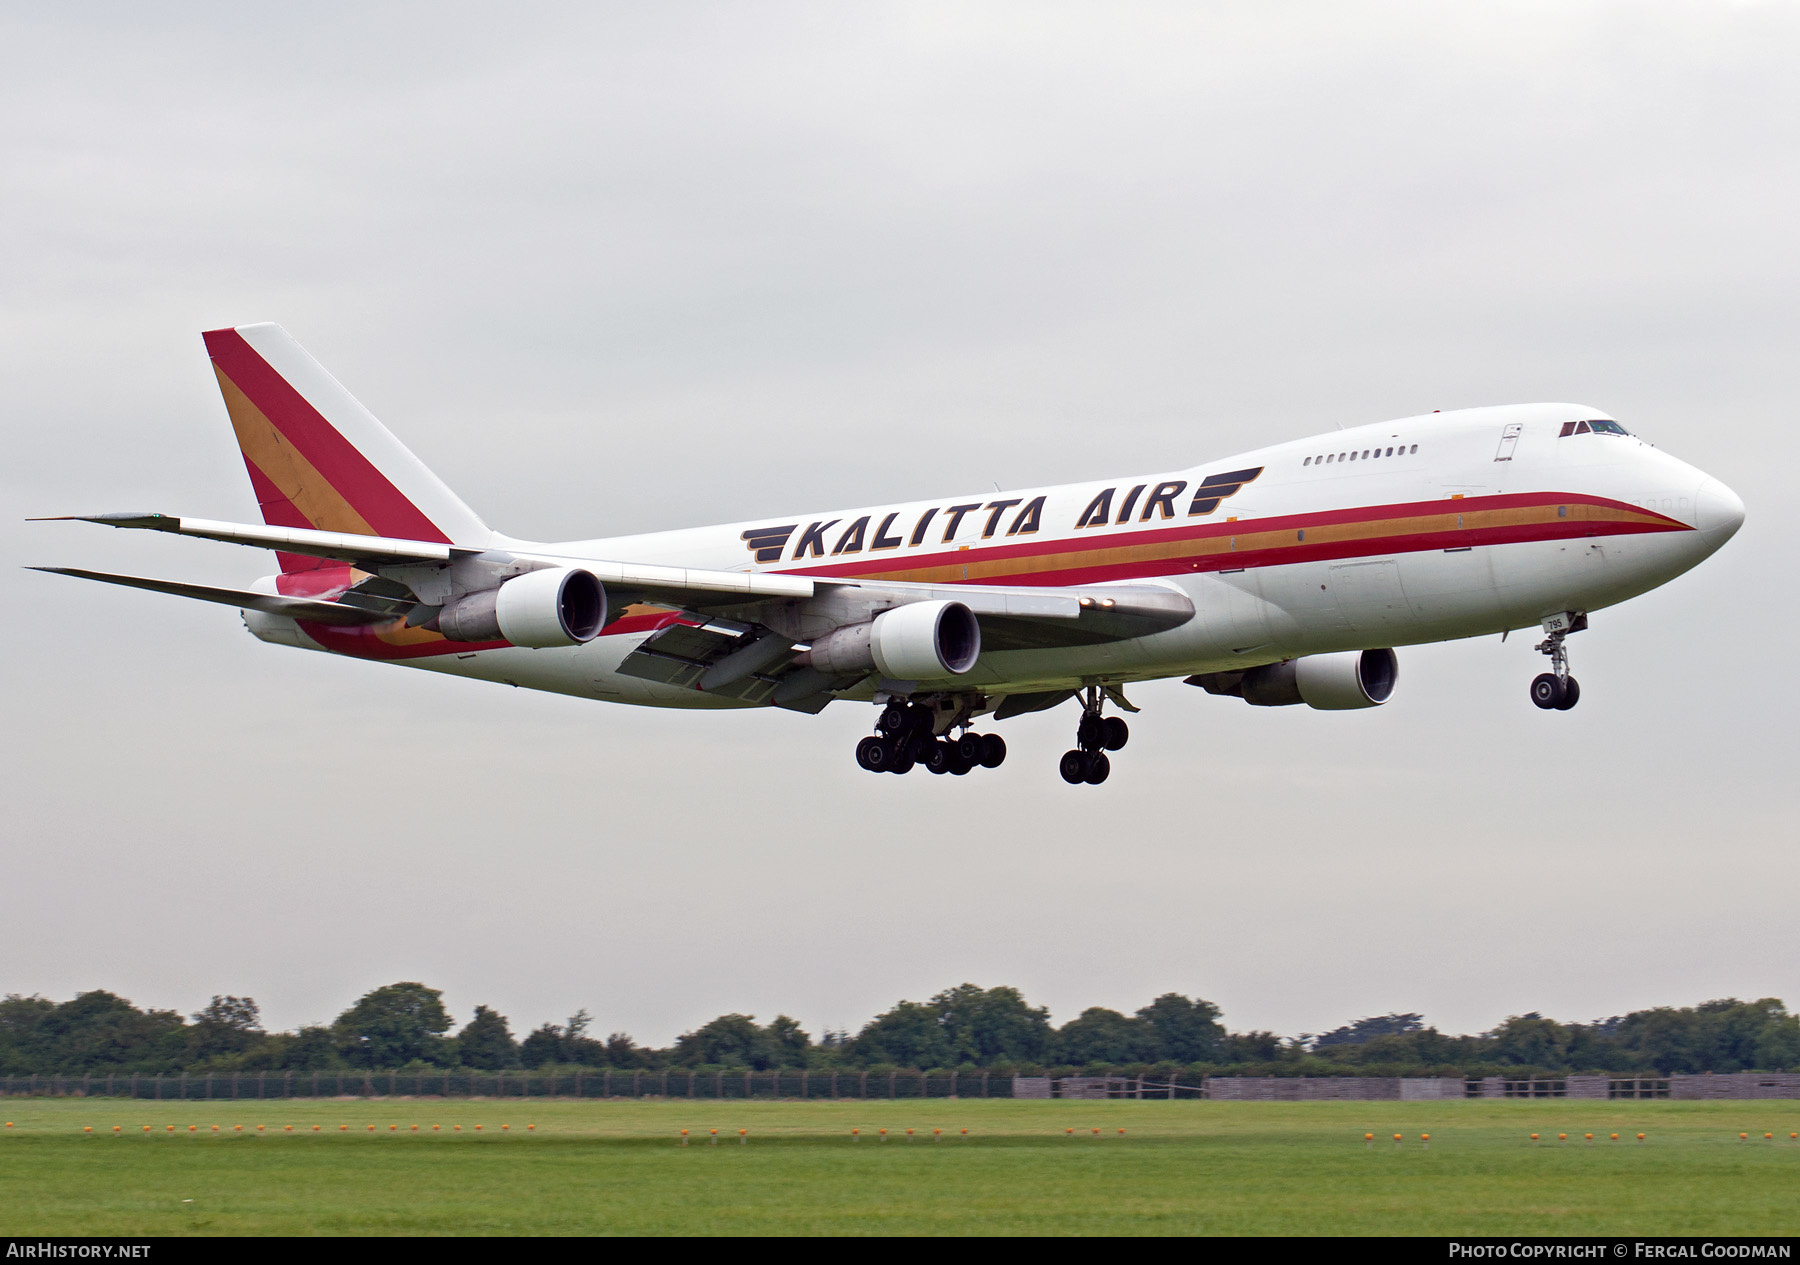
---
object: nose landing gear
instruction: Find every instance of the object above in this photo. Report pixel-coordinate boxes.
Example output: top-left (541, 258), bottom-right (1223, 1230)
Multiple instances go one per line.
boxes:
top-left (1530, 611), bottom-right (1586, 711)
top-left (1060, 687), bottom-right (1130, 785)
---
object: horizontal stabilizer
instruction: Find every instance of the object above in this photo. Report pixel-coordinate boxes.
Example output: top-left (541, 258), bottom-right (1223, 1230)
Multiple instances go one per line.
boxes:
top-left (27, 567), bottom-right (387, 626)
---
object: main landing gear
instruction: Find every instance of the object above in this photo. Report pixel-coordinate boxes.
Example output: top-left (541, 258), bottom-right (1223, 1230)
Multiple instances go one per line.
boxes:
top-left (1060, 687), bottom-right (1129, 785)
top-left (854, 699), bottom-right (1006, 777)
top-left (1530, 611), bottom-right (1586, 711)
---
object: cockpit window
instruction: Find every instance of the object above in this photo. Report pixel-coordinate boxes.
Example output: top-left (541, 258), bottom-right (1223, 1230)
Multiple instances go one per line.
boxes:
top-left (1560, 418), bottom-right (1629, 437)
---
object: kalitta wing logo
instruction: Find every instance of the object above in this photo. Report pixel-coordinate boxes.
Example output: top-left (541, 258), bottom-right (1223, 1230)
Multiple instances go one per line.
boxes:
top-left (741, 525), bottom-right (798, 563)
top-left (1188, 466), bottom-right (1262, 516)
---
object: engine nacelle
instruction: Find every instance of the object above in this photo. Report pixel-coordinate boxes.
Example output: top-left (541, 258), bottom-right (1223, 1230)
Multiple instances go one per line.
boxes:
top-left (432, 567), bottom-right (608, 648)
top-left (1193, 648), bottom-right (1398, 709)
top-left (799, 599), bottom-right (981, 680)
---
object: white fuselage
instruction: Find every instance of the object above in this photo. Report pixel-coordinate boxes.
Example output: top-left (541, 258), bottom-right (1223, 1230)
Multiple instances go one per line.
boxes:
top-left (252, 403), bottom-right (1743, 710)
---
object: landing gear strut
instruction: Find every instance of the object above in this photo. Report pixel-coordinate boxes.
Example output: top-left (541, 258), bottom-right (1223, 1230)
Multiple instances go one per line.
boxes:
top-left (854, 699), bottom-right (1006, 776)
top-left (1530, 612), bottom-right (1586, 711)
top-left (1060, 686), bottom-right (1129, 785)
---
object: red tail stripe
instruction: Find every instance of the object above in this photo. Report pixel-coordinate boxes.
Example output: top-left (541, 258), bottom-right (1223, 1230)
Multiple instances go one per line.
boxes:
top-left (244, 457), bottom-right (331, 574)
top-left (204, 328), bottom-right (450, 544)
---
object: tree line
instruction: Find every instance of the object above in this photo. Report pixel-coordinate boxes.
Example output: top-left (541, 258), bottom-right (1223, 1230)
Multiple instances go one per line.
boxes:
top-left (2, 984), bottom-right (1796, 1080)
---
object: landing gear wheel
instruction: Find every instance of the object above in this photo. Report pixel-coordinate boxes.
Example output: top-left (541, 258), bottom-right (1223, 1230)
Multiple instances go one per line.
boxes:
top-left (1101, 717), bottom-right (1129, 751)
top-left (886, 737), bottom-right (917, 774)
top-left (1076, 713), bottom-right (1105, 750)
top-left (948, 750), bottom-right (974, 775)
top-left (979, 733), bottom-right (1007, 768)
top-left (1059, 750), bottom-right (1090, 785)
top-left (1530, 673), bottom-right (1566, 710)
top-left (954, 732), bottom-right (984, 764)
top-left (1084, 751), bottom-right (1111, 785)
top-left (1554, 676), bottom-right (1581, 710)
top-left (879, 702), bottom-right (908, 733)
top-left (858, 735), bottom-right (889, 771)
top-left (923, 740), bottom-right (952, 774)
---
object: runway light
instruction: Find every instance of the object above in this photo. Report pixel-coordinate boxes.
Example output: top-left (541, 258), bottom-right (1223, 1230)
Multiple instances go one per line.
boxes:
top-left (475, 1125), bottom-right (483, 1133)
top-left (311, 1126), bottom-right (319, 1133)
top-left (1421, 1134), bottom-right (1430, 1147)
top-left (1637, 1133), bottom-right (1646, 1142)
top-left (390, 1125), bottom-right (397, 1133)
top-left (934, 1129), bottom-right (942, 1140)
top-left (113, 1126), bottom-right (120, 1135)
top-left (1364, 1133), bottom-right (1374, 1146)
top-left (961, 1128), bottom-right (969, 1137)
top-left (1118, 1129), bottom-right (1125, 1136)
top-left (1092, 1129), bottom-right (1100, 1137)
top-left (906, 1128), bottom-right (914, 1139)
top-left (410, 1125), bottom-right (417, 1133)
top-left (1557, 1133), bottom-right (1566, 1144)
top-left (433, 1125), bottom-right (440, 1132)
top-left (851, 1129), bottom-right (859, 1141)
top-left (340, 1125), bottom-right (348, 1132)
top-left (1065, 1128), bottom-right (1074, 1137)
top-left (234, 1126), bottom-right (242, 1133)
top-left (189, 1126), bottom-right (196, 1133)
top-left (283, 1126), bottom-right (291, 1133)
top-left (211, 1126), bottom-right (219, 1134)
top-left (528, 1125), bottom-right (535, 1132)
top-left (1740, 1133), bottom-right (1748, 1141)
top-left (1585, 1133), bottom-right (1593, 1143)
top-left (1610, 1133), bottom-right (1619, 1141)
top-left (167, 1126), bottom-right (174, 1133)
top-left (879, 1129), bottom-right (887, 1141)
top-left (143, 1126), bottom-right (150, 1134)
top-left (1765, 1133), bottom-right (1773, 1140)
top-left (503, 1125), bottom-right (510, 1133)
top-left (738, 1129), bottom-right (746, 1144)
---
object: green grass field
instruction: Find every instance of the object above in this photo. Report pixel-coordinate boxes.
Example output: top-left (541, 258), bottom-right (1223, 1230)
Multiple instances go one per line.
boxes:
top-left (2, 1097), bottom-right (1796, 1235)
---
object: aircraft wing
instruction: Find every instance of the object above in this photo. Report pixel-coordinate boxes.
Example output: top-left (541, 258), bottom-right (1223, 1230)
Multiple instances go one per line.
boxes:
top-left (33, 512), bottom-right (819, 604)
top-left (35, 515), bottom-right (1194, 701)
top-left (27, 567), bottom-right (391, 625)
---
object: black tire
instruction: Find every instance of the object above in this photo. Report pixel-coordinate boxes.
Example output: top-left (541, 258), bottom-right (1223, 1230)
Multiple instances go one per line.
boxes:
top-left (1102, 717), bottom-right (1129, 751)
top-left (1059, 750), bottom-right (1090, 784)
top-left (955, 732), bottom-right (984, 763)
top-left (1076, 713), bottom-right (1105, 751)
top-left (979, 733), bottom-right (1007, 768)
top-left (885, 737), bottom-right (914, 777)
top-left (921, 740), bottom-right (949, 774)
top-left (1530, 673), bottom-right (1565, 710)
top-left (949, 751), bottom-right (974, 775)
top-left (879, 703), bottom-right (908, 734)
top-left (1084, 751), bottom-right (1111, 785)
top-left (858, 736), bottom-right (888, 771)
top-left (1555, 676), bottom-right (1581, 710)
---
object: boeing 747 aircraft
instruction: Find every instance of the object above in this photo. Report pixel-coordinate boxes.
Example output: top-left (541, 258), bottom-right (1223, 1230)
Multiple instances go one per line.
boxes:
top-left (33, 324), bottom-right (1744, 784)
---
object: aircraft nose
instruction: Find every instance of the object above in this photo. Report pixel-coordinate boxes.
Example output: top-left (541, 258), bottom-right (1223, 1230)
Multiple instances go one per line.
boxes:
top-left (1694, 475), bottom-right (1745, 540)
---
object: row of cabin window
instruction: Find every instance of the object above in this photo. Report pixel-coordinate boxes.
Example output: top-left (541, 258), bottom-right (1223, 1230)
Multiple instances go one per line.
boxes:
top-left (1303, 444), bottom-right (1417, 467)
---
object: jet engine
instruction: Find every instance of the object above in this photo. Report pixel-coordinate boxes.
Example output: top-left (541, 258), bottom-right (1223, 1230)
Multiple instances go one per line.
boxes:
top-left (799, 599), bottom-right (981, 680)
top-left (1190, 648), bottom-right (1398, 710)
top-left (431, 566), bottom-right (608, 648)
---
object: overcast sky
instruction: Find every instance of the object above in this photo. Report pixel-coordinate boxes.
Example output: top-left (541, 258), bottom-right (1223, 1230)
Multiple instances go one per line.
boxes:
top-left (3, 2), bottom-right (1795, 1047)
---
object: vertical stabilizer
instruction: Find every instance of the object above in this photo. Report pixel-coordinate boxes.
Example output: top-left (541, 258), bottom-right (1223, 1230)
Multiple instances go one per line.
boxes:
top-left (202, 323), bottom-right (490, 569)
